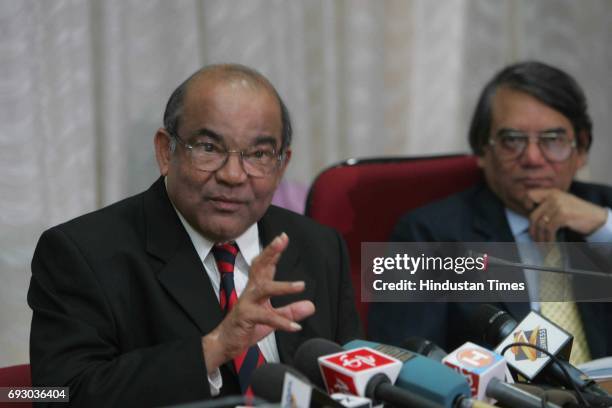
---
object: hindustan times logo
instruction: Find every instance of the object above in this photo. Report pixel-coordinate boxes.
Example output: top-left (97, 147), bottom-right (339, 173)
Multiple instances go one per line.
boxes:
top-left (511, 327), bottom-right (548, 361)
top-left (372, 253), bottom-right (488, 275)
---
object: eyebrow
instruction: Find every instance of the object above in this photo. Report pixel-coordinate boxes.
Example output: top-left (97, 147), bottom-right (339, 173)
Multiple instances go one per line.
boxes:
top-left (496, 127), bottom-right (568, 135)
top-left (193, 128), bottom-right (223, 142)
top-left (252, 135), bottom-right (279, 148)
top-left (192, 128), bottom-right (279, 148)
top-left (539, 127), bottom-right (567, 135)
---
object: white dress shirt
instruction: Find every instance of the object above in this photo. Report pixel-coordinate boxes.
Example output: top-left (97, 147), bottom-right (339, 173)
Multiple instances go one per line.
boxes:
top-left (504, 207), bottom-right (612, 310)
top-left (166, 182), bottom-right (280, 394)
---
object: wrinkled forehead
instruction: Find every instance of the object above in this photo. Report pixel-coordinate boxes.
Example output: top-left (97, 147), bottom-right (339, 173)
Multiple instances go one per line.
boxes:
top-left (178, 74), bottom-right (282, 144)
top-left (184, 72), bottom-right (280, 117)
top-left (490, 87), bottom-right (573, 131)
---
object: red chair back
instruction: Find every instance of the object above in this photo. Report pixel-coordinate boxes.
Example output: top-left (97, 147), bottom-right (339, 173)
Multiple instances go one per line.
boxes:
top-left (0, 364), bottom-right (32, 408)
top-left (305, 155), bottom-right (482, 333)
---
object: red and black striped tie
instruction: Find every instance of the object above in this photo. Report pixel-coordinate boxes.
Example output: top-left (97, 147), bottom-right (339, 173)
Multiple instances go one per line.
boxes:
top-left (212, 242), bottom-right (266, 396)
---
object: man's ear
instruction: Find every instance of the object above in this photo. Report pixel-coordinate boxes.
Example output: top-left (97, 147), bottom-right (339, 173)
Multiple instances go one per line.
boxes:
top-left (272, 148), bottom-right (292, 189)
top-left (576, 148), bottom-right (588, 170)
top-left (280, 148), bottom-right (291, 172)
top-left (154, 128), bottom-right (173, 176)
top-left (575, 131), bottom-right (589, 170)
top-left (476, 153), bottom-right (486, 168)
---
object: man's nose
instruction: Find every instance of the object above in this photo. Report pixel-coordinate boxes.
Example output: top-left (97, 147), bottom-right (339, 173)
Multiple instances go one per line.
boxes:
top-left (215, 152), bottom-right (248, 185)
top-left (520, 138), bottom-right (547, 166)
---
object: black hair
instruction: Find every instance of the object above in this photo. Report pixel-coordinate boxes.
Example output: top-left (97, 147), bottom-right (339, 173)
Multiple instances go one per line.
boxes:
top-left (468, 61), bottom-right (592, 155)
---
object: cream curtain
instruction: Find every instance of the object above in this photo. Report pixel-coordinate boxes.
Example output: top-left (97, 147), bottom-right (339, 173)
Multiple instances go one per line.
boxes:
top-left (1, 0), bottom-right (611, 366)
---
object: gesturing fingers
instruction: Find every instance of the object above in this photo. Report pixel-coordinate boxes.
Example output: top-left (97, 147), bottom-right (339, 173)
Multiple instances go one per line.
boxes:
top-left (249, 232), bottom-right (289, 281)
top-left (250, 300), bottom-right (315, 338)
top-left (243, 280), bottom-right (306, 302)
top-left (275, 300), bottom-right (316, 323)
top-left (207, 232), bottom-right (315, 367)
top-left (222, 288), bottom-right (312, 352)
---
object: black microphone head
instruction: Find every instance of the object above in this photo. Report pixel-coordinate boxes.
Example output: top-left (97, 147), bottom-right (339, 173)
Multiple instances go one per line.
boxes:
top-left (402, 336), bottom-right (447, 362)
top-left (293, 338), bottom-right (344, 389)
top-left (471, 304), bottom-right (518, 346)
top-left (511, 383), bottom-right (579, 407)
top-left (250, 363), bottom-right (309, 403)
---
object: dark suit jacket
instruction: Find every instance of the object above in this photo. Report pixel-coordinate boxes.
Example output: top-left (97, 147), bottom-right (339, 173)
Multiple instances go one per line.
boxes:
top-left (368, 181), bottom-right (612, 357)
top-left (28, 177), bottom-right (361, 407)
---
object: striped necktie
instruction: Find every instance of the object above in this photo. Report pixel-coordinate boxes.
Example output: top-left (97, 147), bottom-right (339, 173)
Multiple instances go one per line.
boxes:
top-left (212, 242), bottom-right (266, 395)
top-left (539, 242), bottom-right (591, 365)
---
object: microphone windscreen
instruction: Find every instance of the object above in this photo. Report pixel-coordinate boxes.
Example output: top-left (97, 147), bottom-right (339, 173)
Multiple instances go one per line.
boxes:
top-left (402, 337), bottom-right (447, 362)
top-left (511, 383), bottom-right (579, 408)
top-left (294, 338), bottom-right (344, 389)
top-left (470, 304), bottom-right (517, 346)
top-left (402, 336), bottom-right (430, 354)
top-left (250, 363), bottom-right (309, 403)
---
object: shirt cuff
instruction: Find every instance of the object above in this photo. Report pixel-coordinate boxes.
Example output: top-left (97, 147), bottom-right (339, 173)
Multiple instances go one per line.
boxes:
top-left (208, 368), bottom-right (223, 396)
top-left (587, 208), bottom-right (612, 242)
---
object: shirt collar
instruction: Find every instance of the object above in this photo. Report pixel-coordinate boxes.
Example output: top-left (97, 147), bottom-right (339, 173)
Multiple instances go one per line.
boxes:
top-left (164, 177), bottom-right (260, 266)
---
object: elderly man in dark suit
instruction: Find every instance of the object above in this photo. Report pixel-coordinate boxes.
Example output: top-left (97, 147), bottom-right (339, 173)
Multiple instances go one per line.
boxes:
top-left (29, 64), bottom-right (361, 406)
top-left (369, 61), bottom-right (612, 363)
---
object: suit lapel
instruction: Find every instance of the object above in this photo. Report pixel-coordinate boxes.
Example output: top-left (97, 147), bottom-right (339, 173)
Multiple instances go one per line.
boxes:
top-left (144, 190), bottom-right (314, 362)
top-left (144, 177), bottom-right (223, 335)
top-left (258, 206), bottom-right (314, 363)
top-left (471, 184), bottom-right (515, 242)
top-left (258, 206), bottom-right (300, 284)
top-left (469, 184), bottom-right (531, 318)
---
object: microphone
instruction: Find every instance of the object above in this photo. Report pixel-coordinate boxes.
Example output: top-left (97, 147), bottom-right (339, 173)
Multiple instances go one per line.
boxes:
top-left (443, 341), bottom-right (562, 408)
top-left (318, 346), bottom-right (402, 396)
top-left (473, 304), bottom-right (612, 406)
top-left (403, 336), bottom-right (449, 362)
top-left (294, 338), bottom-right (443, 408)
top-left (344, 339), bottom-right (471, 408)
top-left (470, 304), bottom-right (517, 348)
top-left (250, 362), bottom-right (360, 408)
top-left (402, 336), bottom-right (568, 408)
top-left (511, 383), bottom-right (579, 407)
top-left (481, 251), bottom-right (612, 279)
top-left (294, 338), bottom-right (337, 390)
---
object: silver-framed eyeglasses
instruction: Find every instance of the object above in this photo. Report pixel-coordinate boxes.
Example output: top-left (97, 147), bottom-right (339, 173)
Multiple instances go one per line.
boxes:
top-left (171, 133), bottom-right (285, 178)
top-left (488, 129), bottom-right (577, 162)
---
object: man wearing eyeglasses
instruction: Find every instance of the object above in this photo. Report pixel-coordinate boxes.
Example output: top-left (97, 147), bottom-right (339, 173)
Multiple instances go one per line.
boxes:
top-left (29, 64), bottom-right (361, 406)
top-left (369, 61), bottom-right (612, 361)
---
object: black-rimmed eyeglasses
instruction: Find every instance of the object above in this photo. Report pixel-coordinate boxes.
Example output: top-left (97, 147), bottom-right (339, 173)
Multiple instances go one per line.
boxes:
top-left (488, 129), bottom-right (577, 162)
